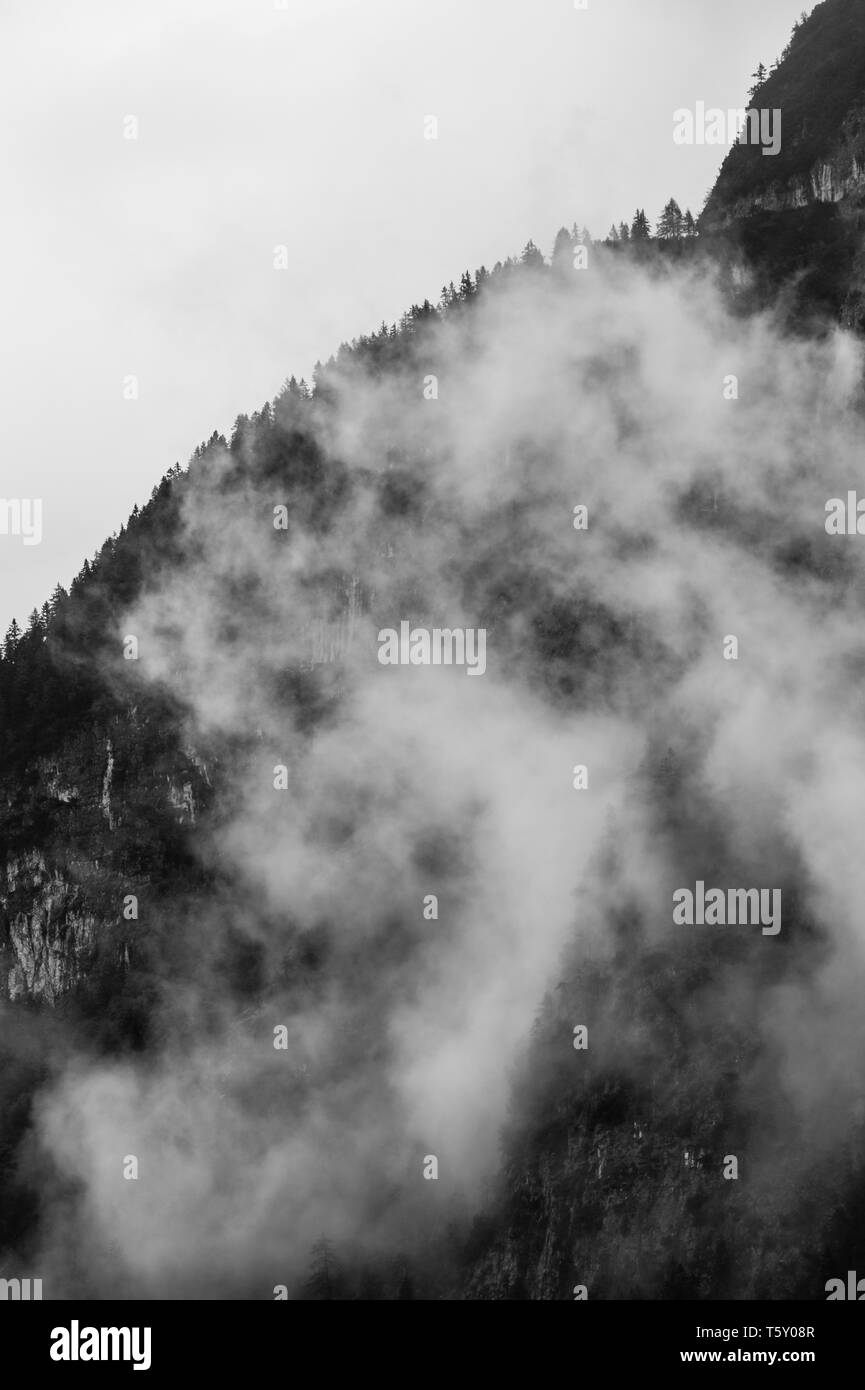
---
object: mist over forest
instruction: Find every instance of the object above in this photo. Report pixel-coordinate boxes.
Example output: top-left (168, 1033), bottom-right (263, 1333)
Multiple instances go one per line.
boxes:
top-left (3, 0), bottom-right (865, 1305)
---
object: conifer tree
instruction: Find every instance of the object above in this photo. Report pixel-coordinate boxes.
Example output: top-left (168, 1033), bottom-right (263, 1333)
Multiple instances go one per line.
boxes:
top-left (656, 198), bottom-right (684, 240)
top-left (630, 208), bottom-right (651, 241)
top-left (552, 226), bottom-right (574, 267)
top-left (3, 618), bottom-right (21, 658)
top-left (749, 62), bottom-right (767, 98)
top-left (520, 239), bottom-right (545, 268)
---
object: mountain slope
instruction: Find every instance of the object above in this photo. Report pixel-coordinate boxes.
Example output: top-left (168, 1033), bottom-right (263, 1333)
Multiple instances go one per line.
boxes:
top-left (700, 0), bottom-right (865, 328)
top-left (3, 69), bottom-right (865, 1295)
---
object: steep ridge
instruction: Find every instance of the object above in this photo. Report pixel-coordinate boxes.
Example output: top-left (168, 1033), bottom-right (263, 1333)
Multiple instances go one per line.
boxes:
top-left (701, 0), bottom-right (865, 328)
top-left (703, 0), bottom-right (865, 225)
top-left (3, 11), bottom-right (865, 1294)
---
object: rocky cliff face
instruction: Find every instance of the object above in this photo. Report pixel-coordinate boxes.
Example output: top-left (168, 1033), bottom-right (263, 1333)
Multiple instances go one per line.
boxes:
top-left (704, 153), bottom-right (865, 226)
top-left (0, 569), bottom-right (364, 1006)
top-left (0, 715), bottom-right (210, 1005)
top-left (2, 851), bottom-right (98, 1003)
top-left (702, 107), bottom-right (865, 229)
top-left (695, 2), bottom-right (865, 330)
top-left (701, 1), bottom-right (865, 233)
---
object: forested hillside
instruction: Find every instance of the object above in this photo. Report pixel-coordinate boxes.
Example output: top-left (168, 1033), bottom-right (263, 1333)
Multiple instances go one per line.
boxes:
top-left (4, 7), bottom-right (865, 1293)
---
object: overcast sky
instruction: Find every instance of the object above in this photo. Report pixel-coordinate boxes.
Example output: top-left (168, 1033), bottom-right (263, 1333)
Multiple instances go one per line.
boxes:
top-left (0, 0), bottom-right (810, 633)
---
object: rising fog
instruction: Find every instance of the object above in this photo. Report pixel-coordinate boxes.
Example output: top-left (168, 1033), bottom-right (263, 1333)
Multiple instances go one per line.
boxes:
top-left (13, 245), bottom-right (865, 1297)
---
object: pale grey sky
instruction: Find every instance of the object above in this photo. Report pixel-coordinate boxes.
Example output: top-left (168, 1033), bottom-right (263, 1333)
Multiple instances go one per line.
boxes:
top-left (0, 0), bottom-right (809, 633)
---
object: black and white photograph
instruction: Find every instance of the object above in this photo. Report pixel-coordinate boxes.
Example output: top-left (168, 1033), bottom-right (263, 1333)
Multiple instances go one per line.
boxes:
top-left (1, 0), bottom-right (863, 1361)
